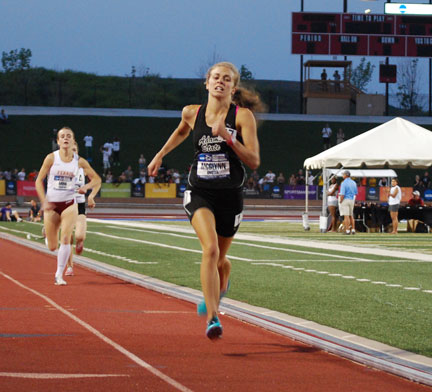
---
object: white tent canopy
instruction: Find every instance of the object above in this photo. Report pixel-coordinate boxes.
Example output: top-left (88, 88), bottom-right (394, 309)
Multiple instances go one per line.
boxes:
top-left (302, 117), bottom-right (432, 231)
top-left (304, 117), bottom-right (432, 170)
top-left (328, 169), bottom-right (397, 178)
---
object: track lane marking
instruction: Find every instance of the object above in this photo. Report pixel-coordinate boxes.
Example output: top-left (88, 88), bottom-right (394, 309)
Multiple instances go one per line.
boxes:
top-left (0, 271), bottom-right (193, 392)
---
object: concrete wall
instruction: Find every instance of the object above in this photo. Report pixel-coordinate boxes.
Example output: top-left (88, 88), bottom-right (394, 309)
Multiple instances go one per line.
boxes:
top-left (356, 94), bottom-right (385, 116)
top-left (306, 98), bottom-right (350, 115)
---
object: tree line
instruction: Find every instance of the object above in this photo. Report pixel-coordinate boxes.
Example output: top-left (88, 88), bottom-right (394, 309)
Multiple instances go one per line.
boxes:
top-left (0, 48), bottom-right (426, 115)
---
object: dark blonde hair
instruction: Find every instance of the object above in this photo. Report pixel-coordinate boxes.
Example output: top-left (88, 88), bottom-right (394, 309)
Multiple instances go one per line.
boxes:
top-left (57, 126), bottom-right (75, 141)
top-left (206, 62), bottom-right (266, 113)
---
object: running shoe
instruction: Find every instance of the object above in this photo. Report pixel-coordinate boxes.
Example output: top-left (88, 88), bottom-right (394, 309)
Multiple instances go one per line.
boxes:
top-left (206, 316), bottom-right (223, 340)
top-left (197, 280), bottom-right (231, 317)
top-left (65, 267), bottom-right (74, 276)
top-left (54, 276), bottom-right (67, 286)
top-left (75, 239), bottom-right (84, 255)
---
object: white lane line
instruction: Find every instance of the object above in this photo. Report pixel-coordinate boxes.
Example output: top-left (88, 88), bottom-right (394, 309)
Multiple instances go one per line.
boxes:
top-left (0, 372), bottom-right (128, 379)
top-left (0, 272), bottom-right (193, 392)
top-left (252, 263), bottom-right (431, 294)
top-left (91, 219), bottom-right (432, 262)
top-left (86, 230), bottom-right (252, 261)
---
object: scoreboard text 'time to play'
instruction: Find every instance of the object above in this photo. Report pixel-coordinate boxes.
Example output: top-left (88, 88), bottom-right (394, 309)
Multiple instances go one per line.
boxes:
top-left (292, 12), bottom-right (432, 57)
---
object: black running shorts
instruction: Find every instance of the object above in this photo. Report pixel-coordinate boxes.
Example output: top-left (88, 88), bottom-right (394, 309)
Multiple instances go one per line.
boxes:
top-left (183, 186), bottom-right (243, 238)
top-left (77, 202), bottom-right (86, 216)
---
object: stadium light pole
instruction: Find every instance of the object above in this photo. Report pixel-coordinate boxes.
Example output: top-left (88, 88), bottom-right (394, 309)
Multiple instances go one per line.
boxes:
top-left (299, 0), bottom-right (304, 114)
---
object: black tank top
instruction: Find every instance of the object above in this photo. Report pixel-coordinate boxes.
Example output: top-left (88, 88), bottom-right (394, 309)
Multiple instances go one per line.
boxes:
top-left (188, 103), bottom-right (246, 189)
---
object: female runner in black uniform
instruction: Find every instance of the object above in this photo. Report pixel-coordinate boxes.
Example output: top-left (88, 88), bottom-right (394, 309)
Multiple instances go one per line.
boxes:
top-left (148, 62), bottom-right (262, 339)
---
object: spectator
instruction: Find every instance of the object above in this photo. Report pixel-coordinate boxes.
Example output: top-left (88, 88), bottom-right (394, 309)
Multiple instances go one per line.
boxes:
top-left (3, 169), bottom-right (11, 181)
top-left (264, 169), bottom-right (276, 184)
top-left (247, 170), bottom-right (258, 190)
top-left (0, 109), bottom-right (9, 124)
top-left (378, 177), bottom-right (388, 187)
top-left (1, 203), bottom-right (23, 222)
top-left (83, 134), bottom-right (94, 162)
top-left (105, 170), bottom-right (114, 183)
top-left (327, 176), bottom-right (339, 232)
top-left (408, 190), bottom-right (424, 207)
top-left (338, 170), bottom-right (358, 235)
top-left (413, 174), bottom-right (425, 193)
top-left (29, 199), bottom-right (42, 222)
top-left (112, 137), bottom-right (121, 166)
top-left (336, 128), bottom-right (345, 144)
top-left (407, 190), bottom-right (425, 232)
top-left (276, 172), bottom-right (286, 185)
top-left (172, 169), bottom-right (181, 184)
top-left (101, 140), bottom-right (114, 164)
top-left (11, 168), bottom-right (18, 181)
top-left (133, 169), bottom-right (147, 184)
top-left (101, 147), bottom-right (111, 175)
top-left (27, 169), bottom-right (38, 181)
top-left (51, 129), bottom-right (58, 151)
top-left (117, 171), bottom-right (127, 183)
top-left (388, 178), bottom-right (401, 235)
top-left (333, 70), bottom-right (341, 92)
top-left (124, 165), bottom-right (134, 182)
top-left (321, 69), bottom-right (328, 91)
top-left (17, 168), bottom-right (26, 181)
top-left (289, 174), bottom-right (297, 186)
top-left (321, 123), bottom-right (332, 150)
top-left (307, 172), bottom-right (314, 186)
top-left (138, 153), bottom-right (147, 172)
top-left (421, 171), bottom-right (430, 189)
top-left (296, 169), bottom-right (305, 185)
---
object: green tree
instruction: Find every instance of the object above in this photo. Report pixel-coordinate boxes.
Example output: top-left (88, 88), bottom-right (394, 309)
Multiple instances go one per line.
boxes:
top-left (396, 58), bottom-right (424, 115)
top-left (350, 57), bottom-right (375, 91)
top-left (1, 48), bottom-right (33, 105)
top-left (1, 48), bottom-right (32, 72)
top-left (240, 64), bottom-right (254, 80)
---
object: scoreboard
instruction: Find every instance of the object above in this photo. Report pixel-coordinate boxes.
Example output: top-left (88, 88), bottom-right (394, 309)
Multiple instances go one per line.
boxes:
top-left (292, 12), bottom-right (432, 57)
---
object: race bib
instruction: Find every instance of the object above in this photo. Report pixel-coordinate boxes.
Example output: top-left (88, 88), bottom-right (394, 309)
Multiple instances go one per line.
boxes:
top-left (53, 175), bottom-right (74, 191)
top-left (197, 153), bottom-right (230, 179)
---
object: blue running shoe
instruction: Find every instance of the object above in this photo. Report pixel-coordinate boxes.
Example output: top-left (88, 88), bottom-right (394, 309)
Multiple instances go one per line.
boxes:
top-left (197, 300), bottom-right (207, 317)
top-left (206, 316), bottom-right (223, 340)
top-left (197, 279), bottom-right (231, 317)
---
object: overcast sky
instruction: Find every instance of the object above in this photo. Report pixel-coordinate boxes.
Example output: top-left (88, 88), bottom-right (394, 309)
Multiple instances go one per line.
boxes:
top-left (1, 0), bottom-right (429, 94)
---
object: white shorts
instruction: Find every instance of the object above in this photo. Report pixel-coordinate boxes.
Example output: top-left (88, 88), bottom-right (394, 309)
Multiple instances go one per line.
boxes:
top-left (339, 199), bottom-right (354, 216)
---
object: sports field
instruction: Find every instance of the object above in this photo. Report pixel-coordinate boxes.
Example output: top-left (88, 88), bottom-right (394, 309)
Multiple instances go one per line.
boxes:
top-left (1, 218), bottom-right (431, 359)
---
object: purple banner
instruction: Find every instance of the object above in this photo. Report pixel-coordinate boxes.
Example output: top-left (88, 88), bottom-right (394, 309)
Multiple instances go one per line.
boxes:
top-left (283, 185), bottom-right (317, 200)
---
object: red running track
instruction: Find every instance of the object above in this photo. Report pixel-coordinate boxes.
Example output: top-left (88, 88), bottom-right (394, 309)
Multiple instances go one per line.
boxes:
top-left (0, 238), bottom-right (430, 392)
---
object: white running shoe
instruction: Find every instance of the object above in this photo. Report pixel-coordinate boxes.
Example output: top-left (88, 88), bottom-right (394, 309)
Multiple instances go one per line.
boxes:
top-left (54, 276), bottom-right (67, 286)
top-left (65, 267), bottom-right (74, 276)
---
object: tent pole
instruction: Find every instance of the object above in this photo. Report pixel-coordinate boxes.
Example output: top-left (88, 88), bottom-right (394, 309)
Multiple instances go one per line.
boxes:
top-left (305, 169), bottom-right (309, 214)
top-left (320, 168), bottom-right (329, 233)
top-left (303, 168), bottom-right (310, 230)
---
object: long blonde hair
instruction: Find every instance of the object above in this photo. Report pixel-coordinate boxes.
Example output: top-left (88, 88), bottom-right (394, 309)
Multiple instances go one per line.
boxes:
top-left (206, 62), bottom-right (265, 113)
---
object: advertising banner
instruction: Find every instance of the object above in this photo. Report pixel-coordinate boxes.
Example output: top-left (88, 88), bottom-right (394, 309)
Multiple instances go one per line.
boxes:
top-left (424, 189), bottom-right (432, 202)
top-left (6, 181), bottom-right (16, 195)
top-left (366, 186), bottom-right (379, 201)
top-left (354, 186), bottom-right (366, 201)
top-left (131, 182), bottom-right (145, 197)
top-left (17, 181), bottom-right (38, 197)
top-left (283, 185), bottom-right (317, 200)
top-left (145, 183), bottom-right (177, 198)
top-left (100, 183), bottom-right (131, 198)
top-left (379, 186), bottom-right (412, 203)
top-left (177, 183), bottom-right (187, 198)
top-left (270, 185), bottom-right (283, 199)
